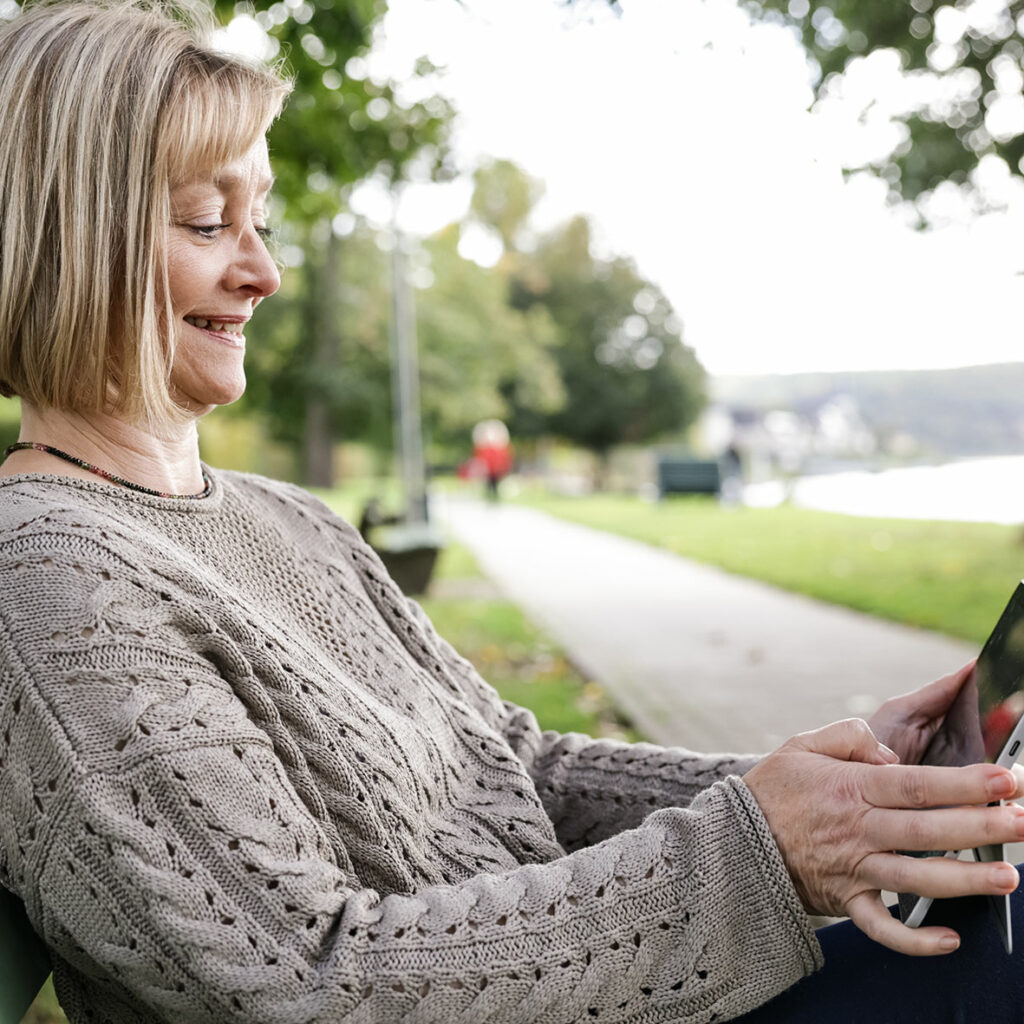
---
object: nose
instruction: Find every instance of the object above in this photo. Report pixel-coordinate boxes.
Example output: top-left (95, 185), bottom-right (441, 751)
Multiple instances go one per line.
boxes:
top-left (228, 224), bottom-right (281, 301)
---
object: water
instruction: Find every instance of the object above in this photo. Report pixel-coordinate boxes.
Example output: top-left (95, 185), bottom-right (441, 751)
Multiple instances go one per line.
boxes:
top-left (743, 455), bottom-right (1024, 524)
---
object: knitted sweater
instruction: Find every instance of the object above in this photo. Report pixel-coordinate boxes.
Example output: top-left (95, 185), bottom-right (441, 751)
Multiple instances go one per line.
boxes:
top-left (0, 469), bottom-right (822, 1024)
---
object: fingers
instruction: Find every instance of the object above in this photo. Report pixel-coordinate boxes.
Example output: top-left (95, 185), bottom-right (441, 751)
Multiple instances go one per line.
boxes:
top-left (859, 761), bottom-right (1017, 810)
top-left (847, 891), bottom-right (961, 956)
top-left (1011, 763), bottom-right (1024, 802)
top-left (867, 802), bottom-right (1024, 852)
top-left (791, 717), bottom-right (899, 765)
top-left (903, 661), bottom-right (976, 718)
top-left (859, 851), bottom-right (1020, 900)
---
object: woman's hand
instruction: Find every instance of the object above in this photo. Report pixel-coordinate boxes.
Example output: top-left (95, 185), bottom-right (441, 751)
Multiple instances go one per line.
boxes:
top-left (866, 661), bottom-right (975, 765)
top-left (744, 717), bottom-right (1024, 956)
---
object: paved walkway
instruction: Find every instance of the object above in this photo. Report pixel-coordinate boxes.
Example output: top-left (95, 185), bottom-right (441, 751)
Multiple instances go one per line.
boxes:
top-left (436, 497), bottom-right (977, 755)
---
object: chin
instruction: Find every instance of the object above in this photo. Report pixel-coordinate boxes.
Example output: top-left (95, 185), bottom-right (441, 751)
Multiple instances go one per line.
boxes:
top-left (171, 372), bottom-right (247, 412)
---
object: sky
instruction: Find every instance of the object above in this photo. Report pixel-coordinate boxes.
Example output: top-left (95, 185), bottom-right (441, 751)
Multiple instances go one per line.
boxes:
top-left (358, 0), bottom-right (1024, 379)
top-left (224, 0), bottom-right (1024, 378)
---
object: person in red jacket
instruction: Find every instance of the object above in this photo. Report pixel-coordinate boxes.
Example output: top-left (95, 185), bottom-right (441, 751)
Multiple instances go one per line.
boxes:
top-left (472, 419), bottom-right (513, 500)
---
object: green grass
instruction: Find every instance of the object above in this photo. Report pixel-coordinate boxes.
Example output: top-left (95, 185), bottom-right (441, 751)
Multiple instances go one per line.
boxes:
top-left (512, 492), bottom-right (1024, 646)
top-left (418, 542), bottom-right (636, 739)
top-left (311, 479), bottom-right (402, 525)
top-left (22, 978), bottom-right (65, 1024)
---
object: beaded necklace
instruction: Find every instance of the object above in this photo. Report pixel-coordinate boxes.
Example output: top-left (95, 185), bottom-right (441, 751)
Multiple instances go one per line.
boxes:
top-left (2, 442), bottom-right (212, 500)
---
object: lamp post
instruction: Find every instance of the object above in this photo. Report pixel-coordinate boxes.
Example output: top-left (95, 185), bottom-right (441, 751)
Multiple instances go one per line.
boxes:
top-left (371, 200), bottom-right (441, 595)
top-left (388, 220), bottom-right (429, 525)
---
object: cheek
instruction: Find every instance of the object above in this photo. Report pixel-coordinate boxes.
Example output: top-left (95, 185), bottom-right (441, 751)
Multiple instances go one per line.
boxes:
top-left (165, 243), bottom-right (208, 314)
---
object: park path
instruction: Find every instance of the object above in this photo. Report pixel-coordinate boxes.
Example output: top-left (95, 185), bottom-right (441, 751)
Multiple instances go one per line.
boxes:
top-left (435, 496), bottom-right (977, 755)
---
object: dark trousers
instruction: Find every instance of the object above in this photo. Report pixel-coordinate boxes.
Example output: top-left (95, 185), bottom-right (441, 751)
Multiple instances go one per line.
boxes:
top-left (735, 873), bottom-right (1024, 1023)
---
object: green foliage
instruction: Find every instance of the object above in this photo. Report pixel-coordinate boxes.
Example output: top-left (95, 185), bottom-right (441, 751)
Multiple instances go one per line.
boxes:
top-left (742, 0), bottom-right (1024, 204)
top-left (248, 156), bottom-right (703, 469)
top-left (509, 215), bottom-right (706, 455)
top-left (0, 397), bottom-right (19, 452)
top-left (245, 215), bottom-right (566, 457)
top-left (22, 976), bottom-right (67, 1024)
top-left (416, 226), bottom-right (564, 447)
top-left (516, 492), bottom-right (1024, 644)
top-left (469, 160), bottom-right (545, 250)
top-left (212, 0), bottom-right (454, 221)
top-left (208, 0), bottom-right (455, 483)
top-left (243, 223), bottom-right (395, 450)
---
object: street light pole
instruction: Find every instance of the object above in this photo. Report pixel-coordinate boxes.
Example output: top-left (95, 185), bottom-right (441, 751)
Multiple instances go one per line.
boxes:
top-left (389, 222), bottom-right (429, 525)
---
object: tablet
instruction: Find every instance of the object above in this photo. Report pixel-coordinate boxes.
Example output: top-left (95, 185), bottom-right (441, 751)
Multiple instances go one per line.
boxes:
top-left (897, 579), bottom-right (1024, 953)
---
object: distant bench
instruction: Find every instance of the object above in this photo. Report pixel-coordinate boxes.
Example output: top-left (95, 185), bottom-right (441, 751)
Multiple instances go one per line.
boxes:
top-left (656, 457), bottom-right (722, 498)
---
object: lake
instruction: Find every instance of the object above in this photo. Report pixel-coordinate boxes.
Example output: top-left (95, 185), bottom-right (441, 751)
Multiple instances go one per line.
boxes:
top-left (743, 455), bottom-right (1024, 524)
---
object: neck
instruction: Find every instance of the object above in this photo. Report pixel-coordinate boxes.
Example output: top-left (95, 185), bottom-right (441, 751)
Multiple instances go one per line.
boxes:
top-left (4, 405), bottom-right (204, 495)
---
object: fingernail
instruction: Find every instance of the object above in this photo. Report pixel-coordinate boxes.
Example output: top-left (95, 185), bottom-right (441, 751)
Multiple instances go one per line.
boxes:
top-left (878, 744), bottom-right (900, 764)
top-left (988, 772), bottom-right (1015, 798)
top-left (991, 865), bottom-right (1019, 889)
top-left (1014, 811), bottom-right (1024, 837)
top-left (939, 935), bottom-right (960, 953)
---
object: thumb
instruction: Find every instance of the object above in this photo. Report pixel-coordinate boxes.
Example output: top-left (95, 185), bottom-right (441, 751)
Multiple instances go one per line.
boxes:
top-left (904, 660), bottom-right (976, 719)
top-left (791, 717), bottom-right (900, 765)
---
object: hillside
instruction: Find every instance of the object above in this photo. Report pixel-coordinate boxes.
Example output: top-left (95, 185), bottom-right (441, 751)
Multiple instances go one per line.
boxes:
top-left (711, 363), bottom-right (1024, 457)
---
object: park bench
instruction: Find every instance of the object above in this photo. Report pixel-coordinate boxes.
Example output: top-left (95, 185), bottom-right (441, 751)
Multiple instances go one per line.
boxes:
top-left (656, 457), bottom-right (722, 498)
top-left (358, 499), bottom-right (443, 596)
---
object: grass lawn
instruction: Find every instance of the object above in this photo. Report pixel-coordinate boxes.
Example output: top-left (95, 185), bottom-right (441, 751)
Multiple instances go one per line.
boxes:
top-left (512, 491), bottom-right (1024, 647)
top-left (21, 979), bottom-right (63, 1024)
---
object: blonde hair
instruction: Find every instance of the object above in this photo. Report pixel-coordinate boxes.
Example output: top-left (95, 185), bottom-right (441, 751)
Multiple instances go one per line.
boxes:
top-left (0, 0), bottom-right (291, 428)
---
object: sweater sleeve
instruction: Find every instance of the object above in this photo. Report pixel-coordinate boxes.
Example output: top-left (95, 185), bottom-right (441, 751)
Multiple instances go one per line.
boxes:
top-left (0, 547), bottom-right (820, 1024)
top-left (402, 596), bottom-right (762, 847)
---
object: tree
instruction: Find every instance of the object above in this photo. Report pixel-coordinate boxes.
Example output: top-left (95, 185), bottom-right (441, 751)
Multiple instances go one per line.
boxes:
top-left (416, 225), bottom-right (564, 450)
top-left (742, 0), bottom-right (1024, 208)
top-left (510, 215), bottom-right (706, 474)
top-left (469, 160), bottom-right (545, 251)
top-left (460, 160), bottom-right (705, 472)
top-left (240, 221), bottom-right (394, 457)
top-left (581, 0), bottom-right (1024, 211)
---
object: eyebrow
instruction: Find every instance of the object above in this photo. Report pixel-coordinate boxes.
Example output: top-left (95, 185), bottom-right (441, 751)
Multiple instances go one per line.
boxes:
top-left (214, 171), bottom-right (275, 194)
top-left (171, 172), bottom-right (275, 198)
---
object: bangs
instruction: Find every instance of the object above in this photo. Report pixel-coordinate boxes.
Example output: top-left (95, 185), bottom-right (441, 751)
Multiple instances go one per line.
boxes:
top-left (159, 51), bottom-right (289, 185)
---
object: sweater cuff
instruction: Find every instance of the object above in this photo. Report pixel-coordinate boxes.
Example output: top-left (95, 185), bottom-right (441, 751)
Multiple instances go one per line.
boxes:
top-left (723, 774), bottom-right (824, 976)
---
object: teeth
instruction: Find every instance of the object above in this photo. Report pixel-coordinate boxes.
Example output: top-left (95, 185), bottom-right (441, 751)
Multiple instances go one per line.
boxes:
top-left (185, 316), bottom-right (244, 334)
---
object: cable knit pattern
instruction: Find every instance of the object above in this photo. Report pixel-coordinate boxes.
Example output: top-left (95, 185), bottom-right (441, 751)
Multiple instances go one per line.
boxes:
top-left (0, 469), bottom-right (821, 1023)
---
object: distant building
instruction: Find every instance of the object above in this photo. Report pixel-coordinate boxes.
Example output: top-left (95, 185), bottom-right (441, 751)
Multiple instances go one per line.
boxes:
top-left (697, 392), bottom-right (877, 477)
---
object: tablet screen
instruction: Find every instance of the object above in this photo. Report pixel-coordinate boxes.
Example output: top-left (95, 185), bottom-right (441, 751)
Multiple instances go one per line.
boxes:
top-left (920, 579), bottom-right (1024, 769)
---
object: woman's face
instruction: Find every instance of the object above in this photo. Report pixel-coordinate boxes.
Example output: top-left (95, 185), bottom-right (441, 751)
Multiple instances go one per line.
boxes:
top-left (166, 137), bottom-right (280, 413)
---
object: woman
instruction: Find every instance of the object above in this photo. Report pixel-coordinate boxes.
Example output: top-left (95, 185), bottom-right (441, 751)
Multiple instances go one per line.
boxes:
top-left (1, 3), bottom-right (1022, 1023)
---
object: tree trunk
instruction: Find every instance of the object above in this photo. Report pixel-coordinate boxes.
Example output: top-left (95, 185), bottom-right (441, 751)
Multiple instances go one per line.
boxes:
top-left (592, 448), bottom-right (611, 492)
top-left (303, 227), bottom-right (342, 488)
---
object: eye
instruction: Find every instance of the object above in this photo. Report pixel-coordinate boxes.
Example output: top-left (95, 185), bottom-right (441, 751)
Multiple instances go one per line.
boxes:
top-left (255, 225), bottom-right (276, 243)
top-left (187, 223), bottom-right (230, 238)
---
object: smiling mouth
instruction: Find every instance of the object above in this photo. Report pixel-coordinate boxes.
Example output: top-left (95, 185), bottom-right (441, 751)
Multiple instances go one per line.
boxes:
top-left (184, 315), bottom-right (247, 335)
